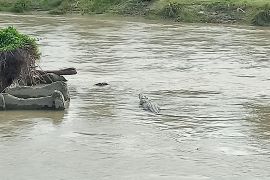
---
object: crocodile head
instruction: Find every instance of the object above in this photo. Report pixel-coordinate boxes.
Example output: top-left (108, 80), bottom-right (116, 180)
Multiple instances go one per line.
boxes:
top-left (139, 93), bottom-right (148, 105)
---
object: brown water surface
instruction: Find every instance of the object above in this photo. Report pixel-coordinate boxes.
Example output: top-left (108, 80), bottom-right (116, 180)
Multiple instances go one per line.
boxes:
top-left (0, 13), bottom-right (270, 180)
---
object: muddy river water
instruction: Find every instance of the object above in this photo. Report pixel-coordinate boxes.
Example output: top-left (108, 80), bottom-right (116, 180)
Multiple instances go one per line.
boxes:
top-left (0, 13), bottom-right (270, 179)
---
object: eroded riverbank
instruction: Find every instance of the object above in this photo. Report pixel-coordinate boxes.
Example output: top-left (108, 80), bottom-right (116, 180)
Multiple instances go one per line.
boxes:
top-left (0, 0), bottom-right (270, 26)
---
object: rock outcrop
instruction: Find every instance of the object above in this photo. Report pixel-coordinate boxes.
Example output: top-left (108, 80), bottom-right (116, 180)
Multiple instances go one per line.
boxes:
top-left (0, 81), bottom-right (69, 110)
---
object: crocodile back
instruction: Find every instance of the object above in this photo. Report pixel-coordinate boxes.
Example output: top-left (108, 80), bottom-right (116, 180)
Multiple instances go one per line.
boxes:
top-left (139, 93), bottom-right (160, 114)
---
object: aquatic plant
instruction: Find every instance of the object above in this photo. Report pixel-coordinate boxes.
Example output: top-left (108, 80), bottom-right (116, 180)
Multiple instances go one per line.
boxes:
top-left (0, 27), bottom-right (40, 92)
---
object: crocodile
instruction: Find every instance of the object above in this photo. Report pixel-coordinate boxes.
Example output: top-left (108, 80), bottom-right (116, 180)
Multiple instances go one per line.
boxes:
top-left (139, 93), bottom-right (160, 114)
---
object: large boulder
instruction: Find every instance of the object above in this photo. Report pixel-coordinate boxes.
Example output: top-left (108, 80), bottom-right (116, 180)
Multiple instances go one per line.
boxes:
top-left (0, 90), bottom-right (65, 110)
top-left (0, 81), bottom-right (69, 110)
top-left (6, 81), bottom-right (69, 101)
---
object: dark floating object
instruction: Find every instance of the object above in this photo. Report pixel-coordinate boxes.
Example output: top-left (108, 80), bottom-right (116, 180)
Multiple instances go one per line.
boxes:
top-left (139, 93), bottom-right (160, 114)
top-left (95, 82), bottom-right (109, 86)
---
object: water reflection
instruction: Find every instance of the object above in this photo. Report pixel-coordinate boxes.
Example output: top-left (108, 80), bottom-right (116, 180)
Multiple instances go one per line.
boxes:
top-left (0, 110), bottom-right (64, 122)
top-left (0, 111), bottom-right (64, 139)
top-left (78, 86), bottom-right (118, 118)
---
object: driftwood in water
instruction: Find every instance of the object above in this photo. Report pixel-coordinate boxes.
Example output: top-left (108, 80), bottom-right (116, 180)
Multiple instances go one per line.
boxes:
top-left (37, 68), bottom-right (77, 76)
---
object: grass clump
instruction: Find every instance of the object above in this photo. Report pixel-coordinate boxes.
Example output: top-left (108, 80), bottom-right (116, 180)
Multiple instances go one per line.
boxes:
top-left (0, 1), bottom-right (13, 11)
top-left (11, 0), bottom-right (32, 13)
top-left (115, 0), bottom-right (152, 16)
top-left (0, 27), bottom-right (38, 52)
top-left (252, 9), bottom-right (270, 26)
top-left (0, 27), bottom-right (40, 92)
top-left (48, 0), bottom-right (79, 15)
top-left (79, 0), bottom-right (122, 14)
top-left (41, 0), bottom-right (63, 10)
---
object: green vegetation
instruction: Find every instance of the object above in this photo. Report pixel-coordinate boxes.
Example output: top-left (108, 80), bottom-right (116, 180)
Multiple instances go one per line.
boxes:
top-left (0, 27), bottom-right (39, 92)
top-left (12, 0), bottom-right (31, 13)
top-left (252, 9), bottom-right (270, 26)
top-left (0, 26), bottom-right (37, 52)
top-left (0, 0), bottom-right (269, 26)
top-left (152, 0), bottom-right (270, 25)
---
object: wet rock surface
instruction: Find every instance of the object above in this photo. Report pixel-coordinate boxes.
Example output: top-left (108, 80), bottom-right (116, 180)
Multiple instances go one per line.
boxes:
top-left (1, 81), bottom-right (69, 110)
